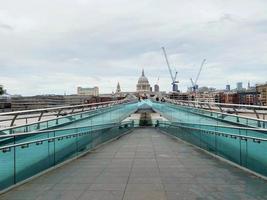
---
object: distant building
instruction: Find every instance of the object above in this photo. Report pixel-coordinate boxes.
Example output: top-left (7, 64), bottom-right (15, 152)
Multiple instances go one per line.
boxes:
top-left (63, 95), bottom-right (92, 106)
top-left (136, 69), bottom-right (150, 95)
top-left (116, 82), bottom-right (121, 93)
top-left (198, 87), bottom-right (216, 93)
top-left (77, 86), bottom-right (99, 96)
top-left (222, 92), bottom-right (239, 104)
top-left (154, 84), bottom-right (159, 92)
top-left (169, 92), bottom-right (190, 101)
top-left (256, 84), bottom-right (267, 105)
top-left (247, 81), bottom-right (251, 89)
top-left (195, 91), bottom-right (218, 103)
top-left (10, 95), bottom-right (65, 110)
top-left (226, 85), bottom-right (230, 91)
top-left (9, 94), bottom-right (116, 111)
top-left (236, 82), bottom-right (243, 91)
top-left (0, 94), bottom-right (11, 111)
top-left (237, 90), bottom-right (259, 105)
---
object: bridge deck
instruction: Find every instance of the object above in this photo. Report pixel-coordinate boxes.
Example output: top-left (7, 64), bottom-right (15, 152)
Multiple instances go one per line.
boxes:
top-left (1, 128), bottom-right (266, 200)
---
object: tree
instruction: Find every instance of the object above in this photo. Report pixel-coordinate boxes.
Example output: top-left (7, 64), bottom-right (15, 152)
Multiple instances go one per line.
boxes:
top-left (0, 85), bottom-right (4, 95)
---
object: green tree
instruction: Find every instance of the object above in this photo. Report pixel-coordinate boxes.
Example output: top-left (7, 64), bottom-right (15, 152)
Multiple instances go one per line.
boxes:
top-left (0, 85), bottom-right (4, 95)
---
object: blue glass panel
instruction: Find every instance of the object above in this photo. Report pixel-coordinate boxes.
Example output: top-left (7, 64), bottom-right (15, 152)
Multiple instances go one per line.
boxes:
top-left (0, 147), bottom-right (14, 190)
top-left (15, 141), bottom-right (50, 182)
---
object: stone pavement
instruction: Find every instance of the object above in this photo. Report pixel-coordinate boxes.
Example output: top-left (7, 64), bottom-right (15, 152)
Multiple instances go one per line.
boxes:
top-left (0, 128), bottom-right (267, 200)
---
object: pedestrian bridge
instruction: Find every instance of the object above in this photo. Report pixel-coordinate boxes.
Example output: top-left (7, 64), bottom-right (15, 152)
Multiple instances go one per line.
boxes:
top-left (0, 99), bottom-right (267, 199)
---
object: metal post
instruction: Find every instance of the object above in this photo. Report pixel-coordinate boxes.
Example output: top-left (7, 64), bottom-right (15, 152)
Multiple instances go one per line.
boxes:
top-left (76, 128), bottom-right (79, 156)
top-left (53, 131), bottom-right (56, 165)
top-left (233, 108), bottom-right (239, 123)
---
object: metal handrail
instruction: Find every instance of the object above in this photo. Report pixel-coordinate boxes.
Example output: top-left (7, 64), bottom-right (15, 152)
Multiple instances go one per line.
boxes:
top-left (171, 121), bottom-right (267, 133)
top-left (0, 121), bottom-right (133, 150)
top-left (0, 99), bottom-right (135, 128)
top-left (0, 100), bottom-right (122, 116)
top-left (169, 103), bottom-right (267, 122)
top-left (0, 102), bottom-right (122, 133)
top-left (0, 122), bottom-right (122, 139)
top-left (165, 99), bottom-right (267, 120)
top-left (167, 99), bottom-right (267, 110)
top-left (159, 122), bottom-right (267, 142)
top-left (159, 100), bottom-right (267, 123)
top-left (0, 120), bottom-right (132, 139)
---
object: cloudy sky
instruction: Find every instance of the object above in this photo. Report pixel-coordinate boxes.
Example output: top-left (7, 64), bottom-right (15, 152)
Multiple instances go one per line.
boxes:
top-left (0, 0), bottom-right (267, 95)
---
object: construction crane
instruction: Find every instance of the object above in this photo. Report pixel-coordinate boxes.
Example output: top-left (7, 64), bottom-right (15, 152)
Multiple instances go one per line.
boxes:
top-left (161, 47), bottom-right (179, 92)
top-left (190, 59), bottom-right (206, 92)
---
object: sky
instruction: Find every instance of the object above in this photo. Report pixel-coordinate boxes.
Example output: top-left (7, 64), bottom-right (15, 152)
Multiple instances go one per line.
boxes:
top-left (0, 0), bottom-right (267, 96)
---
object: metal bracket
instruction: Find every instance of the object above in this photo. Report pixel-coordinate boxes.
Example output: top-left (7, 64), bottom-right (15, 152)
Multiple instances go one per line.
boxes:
top-left (207, 103), bottom-right (212, 111)
top-left (218, 105), bottom-right (223, 113)
top-left (56, 109), bottom-right (63, 117)
top-left (233, 107), bottom-right (238, 115)
top-left (71, 108), bottom-right (75, 114)
top-left (10, 114), bottom-right (18, 127)
top-left (253, 109), bottom-right (260, 119)
top-left (38, 111), bottom-right (44, 121)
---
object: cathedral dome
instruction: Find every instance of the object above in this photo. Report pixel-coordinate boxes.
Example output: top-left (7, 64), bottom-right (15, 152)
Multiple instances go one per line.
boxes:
top-left (138, 72), bottom-right (149, 84)
top-left (136, 69), bottom-right (150, 93)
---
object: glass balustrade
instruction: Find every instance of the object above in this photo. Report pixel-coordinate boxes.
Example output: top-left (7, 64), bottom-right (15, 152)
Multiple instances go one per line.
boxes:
top-left (0, 121), bottom-right (134, 191)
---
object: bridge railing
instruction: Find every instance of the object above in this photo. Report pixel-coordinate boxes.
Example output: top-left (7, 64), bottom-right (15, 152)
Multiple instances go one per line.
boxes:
top-left (166, 99), bottom-right (267, 119)
top-left (0, 121), bottom-right (134, 192)
top-left (0, 99), bottom-right (136, 135)
top-left (158, 121), bottom-right (267, 178)
top-left (155, 99), bottom-right (267, 129)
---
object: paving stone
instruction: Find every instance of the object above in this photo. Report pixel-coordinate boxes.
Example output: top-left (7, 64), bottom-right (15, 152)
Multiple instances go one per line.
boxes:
top-left (79, 190), bottom-right (124, 200)
top-left (125, 183), bottom-right (164, 192)
top-left (36, 190), bottom-right (84, 200)
top-left (88, 183), bottom-right (126, 191)
top-left (123, 190), bottom-right (166, 200)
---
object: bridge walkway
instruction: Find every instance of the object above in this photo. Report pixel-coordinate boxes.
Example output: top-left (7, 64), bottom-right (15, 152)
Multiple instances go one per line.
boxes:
top-left (1, 128), bottom-right (266, 200)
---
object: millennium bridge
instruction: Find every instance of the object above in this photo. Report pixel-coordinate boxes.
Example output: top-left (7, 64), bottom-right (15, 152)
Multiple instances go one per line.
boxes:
top-left (0, 98), bottom-right (267, 200)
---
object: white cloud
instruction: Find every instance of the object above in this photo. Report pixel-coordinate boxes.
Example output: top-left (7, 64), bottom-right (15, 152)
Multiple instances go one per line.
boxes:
top-left (0, 0), bottom-right (267, 95)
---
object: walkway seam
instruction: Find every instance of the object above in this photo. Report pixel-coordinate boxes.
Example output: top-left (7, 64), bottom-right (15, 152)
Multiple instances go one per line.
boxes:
top-left (121, 131), bottom-right (138, 200)
top-left (152, 128), bottom-right (168, 199)
top-left (76, 130), bottom-right (134, 200)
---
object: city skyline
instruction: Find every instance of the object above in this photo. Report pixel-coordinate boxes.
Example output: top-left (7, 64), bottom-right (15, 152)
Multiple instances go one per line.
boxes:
top-left (1, 70), bottom-right (261, 96)
top-left (1, 0), bottom-right (267, 95)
